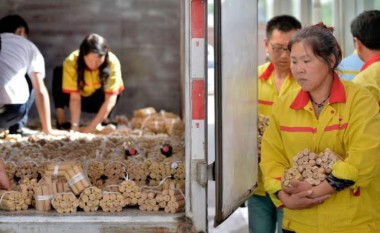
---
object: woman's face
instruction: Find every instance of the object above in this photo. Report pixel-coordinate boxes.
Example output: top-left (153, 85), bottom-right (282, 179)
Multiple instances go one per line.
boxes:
top-left (290, 41), bottom-right (332, 93)
top-left (83, 52), bottom-right (105, 71)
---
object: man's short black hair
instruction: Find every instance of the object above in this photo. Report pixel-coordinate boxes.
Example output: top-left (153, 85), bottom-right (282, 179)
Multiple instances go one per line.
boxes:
top-left (266, 15), bottom-right (302, 39)
top-left (351, 10), bottom-right (380, 50)
top-left (0, 14), bottom-right (29, 34)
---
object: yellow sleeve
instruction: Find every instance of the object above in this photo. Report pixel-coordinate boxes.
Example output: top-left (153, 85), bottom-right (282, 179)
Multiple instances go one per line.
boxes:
top-left (104, 52), bottom-right (124, 95)
top-left (260, 100), bottom-right (290, 207)
top-left (62, 51), bottom-right (79, 93)
top-left (333, 87), bottom-right (380, 189)
top-left (352, 69), bottom-right (380, 104)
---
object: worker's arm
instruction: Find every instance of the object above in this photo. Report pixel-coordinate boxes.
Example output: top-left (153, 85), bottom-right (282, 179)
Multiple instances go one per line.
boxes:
top-left (276, 188), bottom-right (330, 210)
top-left (29, 72), bottom-right (53, 134)
top-left (30, 72), bottom-right (52, 134)
top-left (29, 72), bottom-right (68, 136)
top-left (83, 94), bottom-right (118, 133)
top-left (283, 179), bottom-right (336, 197)
top-left (69, 92), bottom-right (82, 131)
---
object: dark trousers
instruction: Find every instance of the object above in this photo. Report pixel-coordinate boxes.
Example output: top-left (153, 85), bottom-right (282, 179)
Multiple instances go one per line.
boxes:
top-left (52, 66), bottom-right (120, 116)
top-left (1, 74), bottom-right (34, 130)
top-left (248, 193), bottom-right (283, 233)
top-left (0, 89), bottom-right (34, 130)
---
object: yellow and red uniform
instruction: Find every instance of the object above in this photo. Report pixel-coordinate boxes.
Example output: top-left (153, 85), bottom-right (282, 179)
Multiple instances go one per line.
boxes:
top-left (261, 74), bottom-right (380, 232)
top-left (62, 50), bottom-right (124, 97)
top-left (255, 62), bottom-right (300, 195)
top-left (352, 54), bottom-right (380, 106)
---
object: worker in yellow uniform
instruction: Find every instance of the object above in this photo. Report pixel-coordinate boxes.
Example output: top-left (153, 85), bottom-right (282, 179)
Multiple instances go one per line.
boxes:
top-left (249, 15), bottom-right (301, 233)
top-left (351, 10), bottom-right (380, 106)
top-left (261, 23), bottom-right (380, 233)
top-left (52, 33), bottom-right (124, 133)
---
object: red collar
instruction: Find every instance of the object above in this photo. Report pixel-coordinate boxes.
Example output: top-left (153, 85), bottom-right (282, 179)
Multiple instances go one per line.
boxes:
top-left (361, 54), bottom-right (380, 71)
top-left (258, 62), bottom-right (274, 80)
top-left (290, 73), bottom-right (346, 110)
top-left (258, 62), bottom-right (293, 81)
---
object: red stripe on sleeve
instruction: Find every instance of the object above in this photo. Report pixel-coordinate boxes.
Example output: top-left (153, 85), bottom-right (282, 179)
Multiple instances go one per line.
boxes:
top-left (280, 126), bottom-right (317, 133)
top-left (105, 86), bottom-right (125, 95)
top-left (258, 99), bottom-right (274, 106)
top-left (62, 89), bottom-right (79, 94)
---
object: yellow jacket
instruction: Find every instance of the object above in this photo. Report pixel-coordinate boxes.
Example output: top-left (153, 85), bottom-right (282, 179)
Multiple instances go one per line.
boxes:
top-left (255, 62), bottom-right (299, 195)
top-left (62, 50), bottom-right (124, 97)
top-left (260, 74), bottom-right (380, 232)
top-left (352, 54), bottom-right (380, 107)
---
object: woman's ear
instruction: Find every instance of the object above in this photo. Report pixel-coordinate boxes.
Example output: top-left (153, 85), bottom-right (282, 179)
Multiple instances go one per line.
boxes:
top-left (329, 54), bottom-right (336, 69)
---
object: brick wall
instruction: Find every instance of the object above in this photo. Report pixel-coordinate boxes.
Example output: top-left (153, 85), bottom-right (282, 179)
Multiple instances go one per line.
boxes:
top-left (0, 0), bottom-right (181, 120)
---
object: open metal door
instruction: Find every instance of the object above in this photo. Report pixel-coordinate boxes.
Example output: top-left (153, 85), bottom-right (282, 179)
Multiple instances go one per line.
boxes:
top-left (214, 0), bottom-right (258, 227)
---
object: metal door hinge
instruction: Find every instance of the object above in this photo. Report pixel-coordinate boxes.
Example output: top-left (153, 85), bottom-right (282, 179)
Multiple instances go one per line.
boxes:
top-left (196, 161), bottom-right (208, 187)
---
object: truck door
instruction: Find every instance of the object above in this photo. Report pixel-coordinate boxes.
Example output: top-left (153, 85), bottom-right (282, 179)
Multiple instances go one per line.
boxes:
top-left (213, 0), bottom-right (258, 227)
top-left (185, 0), bottom-right (257, 231)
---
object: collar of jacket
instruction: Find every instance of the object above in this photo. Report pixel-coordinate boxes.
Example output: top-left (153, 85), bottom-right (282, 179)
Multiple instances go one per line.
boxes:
top-left (290, 72), bottom-right (346, 110)
top-left (361, 54), bottom-right (380, 71)
top-left (258, 62), bottom-right (274, 80)
top-left (258, 62), bottom-right (294, 81)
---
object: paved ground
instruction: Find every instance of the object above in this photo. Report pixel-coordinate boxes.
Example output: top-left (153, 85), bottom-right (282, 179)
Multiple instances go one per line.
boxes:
top-left (208, 206), bottom-right (249, 233)
top-left (207, 181), bottom-right (249, 233)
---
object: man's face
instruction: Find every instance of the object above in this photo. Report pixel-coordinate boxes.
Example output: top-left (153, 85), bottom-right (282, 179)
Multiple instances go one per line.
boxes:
top-left (265, 29), bottom-right (298, 71)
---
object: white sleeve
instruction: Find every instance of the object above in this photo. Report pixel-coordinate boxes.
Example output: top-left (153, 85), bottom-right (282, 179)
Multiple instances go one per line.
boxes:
top-left (27, 42), bottom-right (45, 79)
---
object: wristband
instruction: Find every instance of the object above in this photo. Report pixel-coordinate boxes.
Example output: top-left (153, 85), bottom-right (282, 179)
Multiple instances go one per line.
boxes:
top-left (326, 174), bottom-right (355, 191)
top-left (72, 123), bottom-right (79, 127)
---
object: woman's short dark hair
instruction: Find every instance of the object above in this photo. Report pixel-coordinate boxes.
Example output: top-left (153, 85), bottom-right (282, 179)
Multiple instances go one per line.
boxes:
top-left (288, 23), bottom-right (342, 70)
top-left (77, 33), bottom-right (110, 91)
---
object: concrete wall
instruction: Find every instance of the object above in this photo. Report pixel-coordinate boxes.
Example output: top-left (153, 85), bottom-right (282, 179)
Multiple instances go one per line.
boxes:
top-left (0, 0), bottom-right (181, 120)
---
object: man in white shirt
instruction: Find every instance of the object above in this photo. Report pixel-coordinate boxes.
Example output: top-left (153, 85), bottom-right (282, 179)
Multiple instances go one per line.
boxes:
top-left (0, 15), bottom-right (37, 135)
top-left (0, 15), bottom-right (66, 136)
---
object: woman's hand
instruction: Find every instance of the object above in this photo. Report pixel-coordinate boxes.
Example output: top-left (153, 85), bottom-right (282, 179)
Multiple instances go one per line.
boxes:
top-left (278, 189), bottom-right (330, 210)
top-left (283, 179), bottom-right (336, 198)
top-left (82, 125), bottom-right (95, 134)
top-left (283, 180), bottom-right (313, 195)
top-left (44, 128), bottom-right (70, 136)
